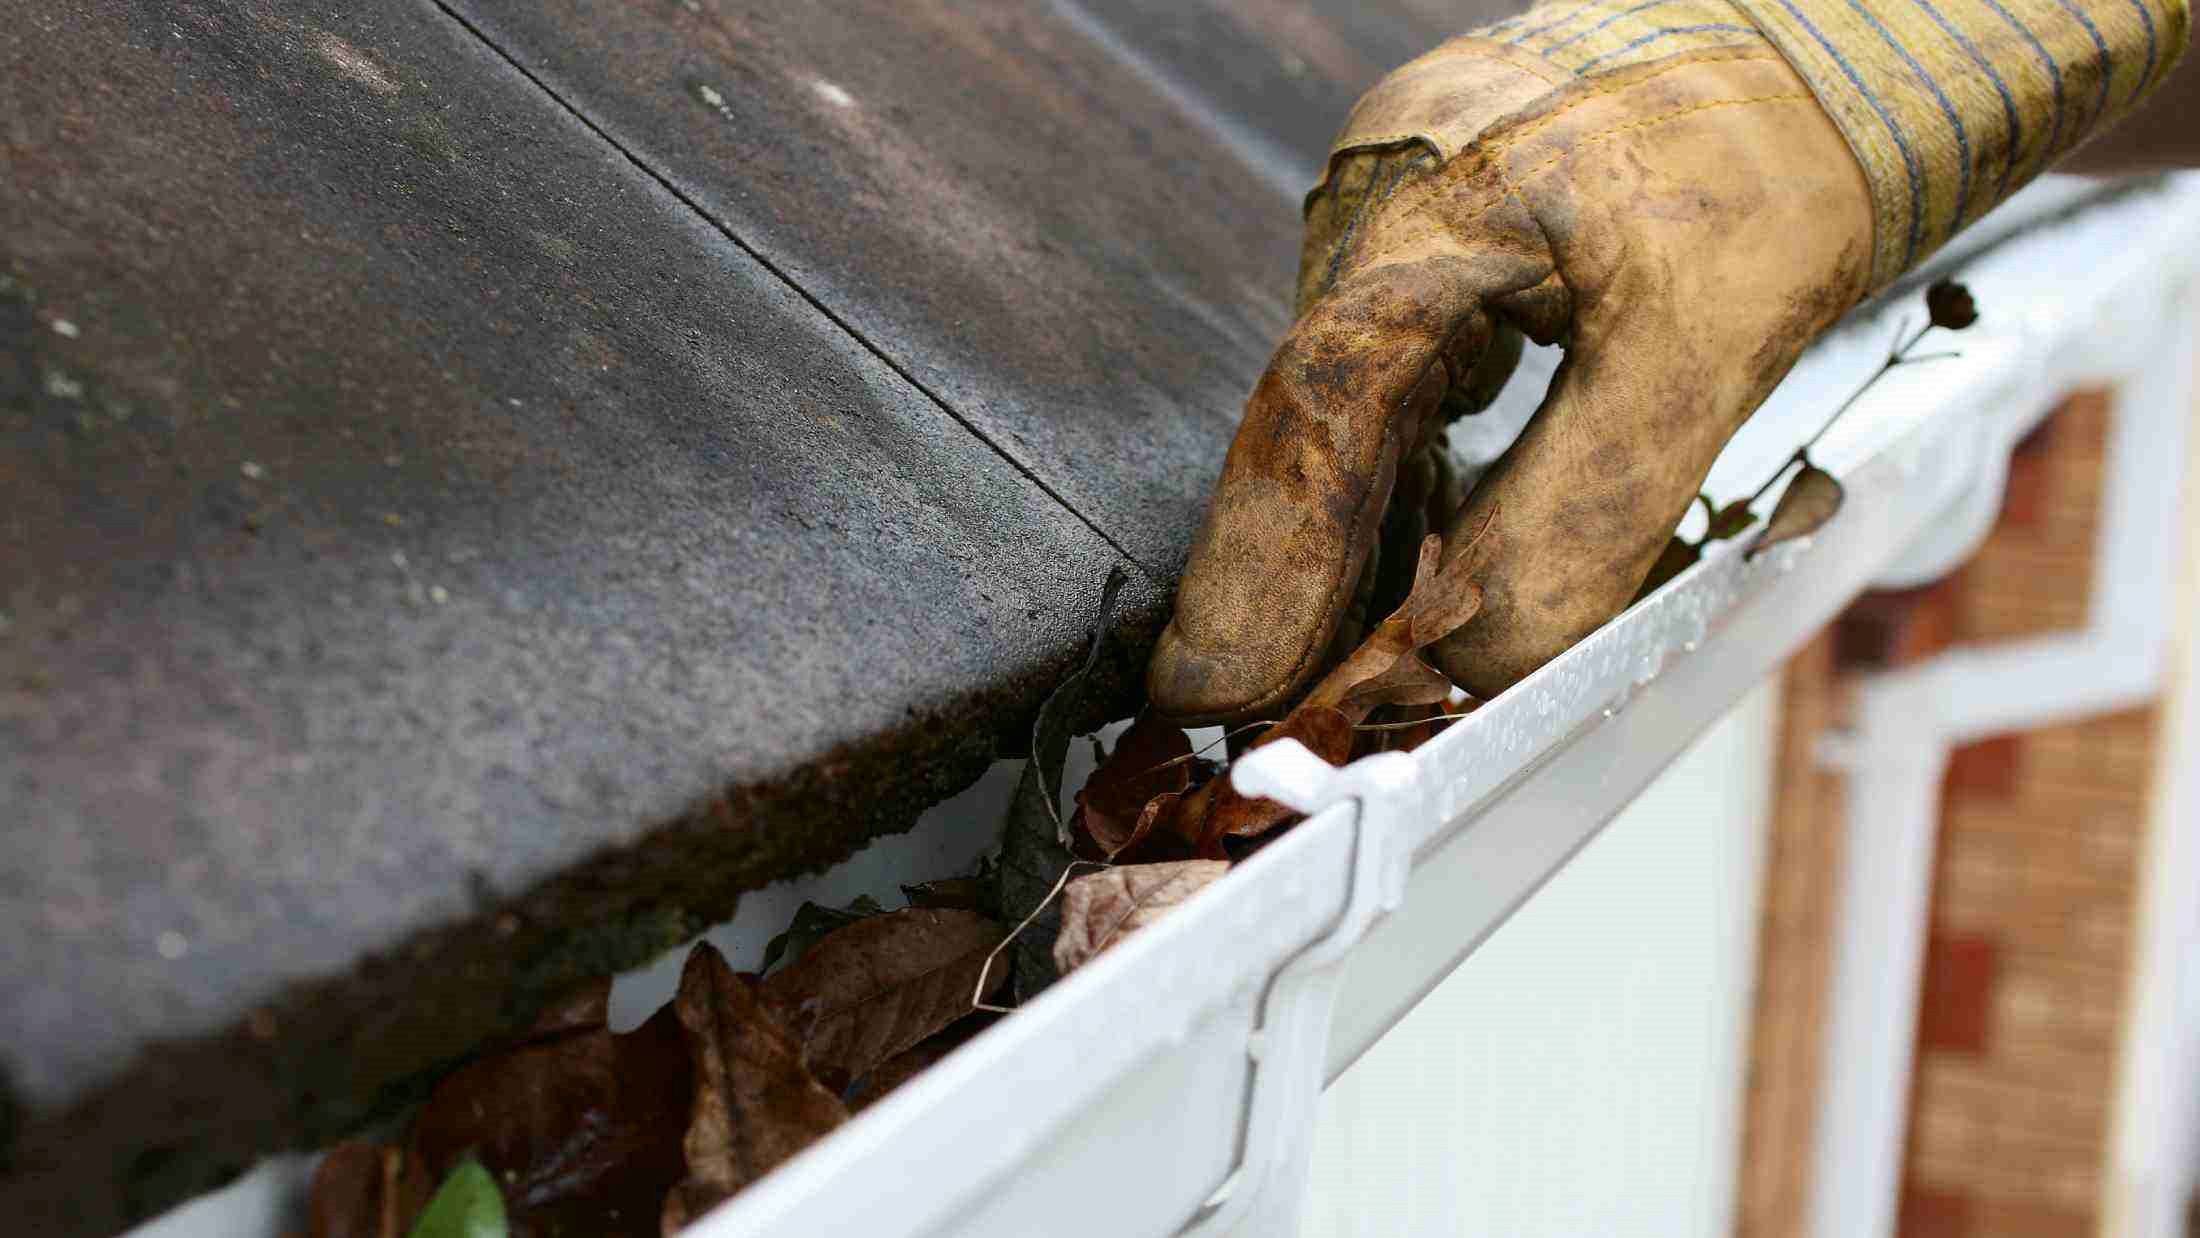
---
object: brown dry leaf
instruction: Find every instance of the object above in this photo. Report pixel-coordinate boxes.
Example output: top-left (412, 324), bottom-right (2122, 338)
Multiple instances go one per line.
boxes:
top-left (305, 1141), bottom-right (433, 1238)
top-left (1366, 700), bottom-right (1468, 754)
top-left (1305, 511), bottom-right (1493, 723)
top-left (661, 943), bottom-right (848, 1231)
top-left (1072, 712), bottom-right (1192, 859)
top-left (1171, 705), bottom-right (1353, 852)
top-left (1336, 651), bottom-right (1451, 715)
top-left (994, 567), bottom-right (1129, 998)
top-left (900, 876), bottom-right (988, 911)
top-left (1704, 497), bottom-right (1757, 542)
top-left (761, 896), bottom-right (883, 976)
top-left (1752, 464), bottom-right (1845, 557)
top-left (1052, 861), bottom-right (1230, 974)
top-left (409, 978), bottom-right (690, 1238)
top-left (1093, 788), bottom-right (1190, 864)
top-left (842, 1014), bottom-right (996, 1113)
top-left (758, 908), bottom-right (1008, 1092)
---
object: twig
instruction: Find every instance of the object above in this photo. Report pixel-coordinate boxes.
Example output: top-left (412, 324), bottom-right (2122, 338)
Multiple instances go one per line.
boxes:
top-left (1352, 713), bottom-right (1473, 732)
top-left (1131, 720), bottom-right (1276, 779)
top-left (1743, 316), bottom-right (1966, 508)
top-left (972, 859), bottom-right (1107, 1013)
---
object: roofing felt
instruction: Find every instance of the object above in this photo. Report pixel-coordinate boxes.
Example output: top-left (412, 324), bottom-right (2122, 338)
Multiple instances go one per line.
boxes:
top-left (0, 0), bottom-right (1510, 1228)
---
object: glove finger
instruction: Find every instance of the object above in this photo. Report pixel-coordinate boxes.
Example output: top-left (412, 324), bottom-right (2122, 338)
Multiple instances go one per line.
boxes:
top-left (1148, 257), bottom-right (1487, 724)
top-left (1428, 303), bottom-right (1746, 699)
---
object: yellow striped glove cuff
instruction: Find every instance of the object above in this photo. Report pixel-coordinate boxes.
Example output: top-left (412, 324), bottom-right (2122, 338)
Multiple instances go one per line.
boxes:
top-left (1472, 0), bottom-right (2190, 287)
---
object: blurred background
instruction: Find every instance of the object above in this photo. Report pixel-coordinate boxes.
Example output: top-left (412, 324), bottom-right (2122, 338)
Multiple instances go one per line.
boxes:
top-left (1307, 377), bottom-right (2200, 1238)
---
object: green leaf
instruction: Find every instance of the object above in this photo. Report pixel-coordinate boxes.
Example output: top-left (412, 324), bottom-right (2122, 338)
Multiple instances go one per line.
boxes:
top-left (406, 1159), bottom-right (506, 1238)
top-left (761, 896), bottom-right (884, 976)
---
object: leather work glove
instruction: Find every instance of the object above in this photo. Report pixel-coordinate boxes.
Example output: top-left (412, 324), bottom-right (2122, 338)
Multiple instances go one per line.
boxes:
top-left (1149, 0), bottom-right (2186, 723)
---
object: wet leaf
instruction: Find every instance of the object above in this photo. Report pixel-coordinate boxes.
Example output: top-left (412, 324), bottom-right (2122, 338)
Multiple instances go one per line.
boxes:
top-left (406, 1160), bottom-right (506, 1238)
top-left (1072, 711), bottom-right (1192, 859)
top-left (758, 908), bottom-right (1007, 1092)
top-left (661, 943), bottom-right (847, 1231)
top-left (843, 1014), bottom-right (996, 1113)
top-left (900, 876), bottom-right (989, 912)
top-left (1053, 861), bottom-right (1229, 974)
top-left (993, 567), bottom-right (1130, 997)
top-left (1752, 464), bottom-right (1845, 557)
top-left (761, 897), bottom-right (884, 976)
top-left (409, 980), bottom-right (690, 1238)
top-left (1634, 536), bottom-right (1700, 602)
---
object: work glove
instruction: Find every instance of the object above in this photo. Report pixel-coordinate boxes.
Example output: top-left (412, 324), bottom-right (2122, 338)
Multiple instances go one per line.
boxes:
top-left (1149, 0), bottom-right (2185, 723)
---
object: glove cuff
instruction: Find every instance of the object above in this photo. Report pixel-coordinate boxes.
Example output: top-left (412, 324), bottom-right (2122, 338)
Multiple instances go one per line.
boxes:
top-left (1477, 0), bottom-right (2188, 289)
top-left (1312, 1), bottom-right (1773, 202)
top-left (1472, 0), bottom-right (1778, 73)
top-left (1734, 0), bottom-right (2187, 287)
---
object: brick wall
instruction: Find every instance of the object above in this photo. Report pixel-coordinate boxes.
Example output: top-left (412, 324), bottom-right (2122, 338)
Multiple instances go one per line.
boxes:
top-left (1735, 391), bottom-right (2166, 1238)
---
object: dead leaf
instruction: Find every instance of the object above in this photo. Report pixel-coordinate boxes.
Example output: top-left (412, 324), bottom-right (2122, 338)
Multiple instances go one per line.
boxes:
top-left (1703, 497), bottom-right (1756, 542)
top-left (661, 943), bottom-right (848, 1231)
top-left (993, 567), bottom-right (1131, 997)
top-left (1170, 706), bottom-right (1353, 851)
top-left (758, 908), bottom-right (1008, 1092)
top-left (1085, 788), bottom-right (1194, 865)
top-left (1335, 651), bottom-right (1451, 714)
top-left (1752, 463), bottom-right (1845, 557)
top-left (1072, 711), bottom-right (1193, 859)
top-left (409, 979), bottom-right (690, 1238)
top-left (900, 875), bottom-right (988, 912)
top-left (1632, 536), bottom-right (1700, 603)
top-left (760, 897), bottom-right (883, 976)
top-left (1365, 700), bottom-right (1468, 754)
top-left (1052, 861), bottom-right (1229, 974)
top-left (306, 1141), bottom-right (432, 1238)
top-left (842, 1014), bottom-right (996, 1113)
top-left (1305, 511), bottom-right (1492, 723)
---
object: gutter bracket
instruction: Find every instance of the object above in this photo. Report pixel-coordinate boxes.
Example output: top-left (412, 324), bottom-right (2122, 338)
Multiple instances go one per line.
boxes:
top-left (1180, 739), bottom-right (1424, 1237)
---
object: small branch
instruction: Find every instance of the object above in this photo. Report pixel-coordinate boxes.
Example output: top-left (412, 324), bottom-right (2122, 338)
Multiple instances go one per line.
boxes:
top-left (1731, 287), bottom-right (1973, 519)
top-left (1746, 453), bottom-right (1807, 508)
top-left (973, 858), bottom-right (1109, 1013)
top-left (1352, 713), bottom-right (1473, 733)
top-left (1132, 720), bottom-right (1276, 780)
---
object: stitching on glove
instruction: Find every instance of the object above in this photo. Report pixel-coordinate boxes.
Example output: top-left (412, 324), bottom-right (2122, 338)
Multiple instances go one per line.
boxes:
top-left (1325, 56), bottom-right (1558, 164)
top-left (1498, 90), bottom-right (1817, 197)
top-left (1354, 79), bottom-right (1808, 271)
top-left (1345, 51), bottom-right (1780, 266)
top-left (1351, 48), bottom-right (1774, 164)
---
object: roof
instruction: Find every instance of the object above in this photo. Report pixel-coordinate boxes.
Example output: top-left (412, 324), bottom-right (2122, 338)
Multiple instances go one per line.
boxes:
top-left (0, 0), bottom-right (1507, 1227)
